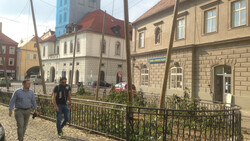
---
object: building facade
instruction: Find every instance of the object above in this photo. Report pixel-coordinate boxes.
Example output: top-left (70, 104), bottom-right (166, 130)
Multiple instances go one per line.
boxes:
top-left (132, 0), bottom-right (250, 111)
top-left (42, 10), bottom-right (129, 85)
top-left (0, 22), bottom-right (18, 79)
top-left (55, 0), bottom-right (100, 37)
top-left (16, 36), bottom-right (42, 81)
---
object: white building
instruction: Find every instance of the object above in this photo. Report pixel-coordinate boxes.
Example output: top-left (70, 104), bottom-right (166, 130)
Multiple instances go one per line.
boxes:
top-left (41, 10), bottom-right (129, 85)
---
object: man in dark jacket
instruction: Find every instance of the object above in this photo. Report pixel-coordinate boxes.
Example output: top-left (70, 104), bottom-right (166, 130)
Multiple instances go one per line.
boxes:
top-left (52, 77), bottom-right (71, 138)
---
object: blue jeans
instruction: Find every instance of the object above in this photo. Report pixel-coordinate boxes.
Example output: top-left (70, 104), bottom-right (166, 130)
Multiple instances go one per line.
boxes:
top-left (56, 104), bottom-right (70, 134)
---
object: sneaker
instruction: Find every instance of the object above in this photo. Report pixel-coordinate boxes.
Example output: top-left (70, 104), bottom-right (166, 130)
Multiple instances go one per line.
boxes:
top-left (58, 132), bottom-right (64, 139)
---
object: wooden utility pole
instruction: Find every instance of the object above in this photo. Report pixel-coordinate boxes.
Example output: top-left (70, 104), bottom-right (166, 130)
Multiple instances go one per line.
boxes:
top-left (70, 24), bottom-right (78, 88)
top-left (30, 0), bottom-right (47, 94)
top-left (0, 40), bottom-right (9, 90)
top-left (159, 0), bottom-right (180, 109)
top-left (95, 11), bottom-right (106, 101)
top-left (123, 0), bottom-right (133, 105)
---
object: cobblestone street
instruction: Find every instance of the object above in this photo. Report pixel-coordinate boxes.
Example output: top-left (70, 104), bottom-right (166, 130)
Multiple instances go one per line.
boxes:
top-left (0, 105), bottom-right (116, 141)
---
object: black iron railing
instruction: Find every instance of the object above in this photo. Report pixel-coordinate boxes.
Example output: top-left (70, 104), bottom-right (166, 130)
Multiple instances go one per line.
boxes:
top-left (0, 91), bottom-right (242, 141)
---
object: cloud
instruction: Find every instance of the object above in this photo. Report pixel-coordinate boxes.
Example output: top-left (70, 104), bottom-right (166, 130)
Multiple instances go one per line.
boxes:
top-left (1, 14), bottom-right (55, 43)
top-left (0, 0), bottom-right (160, 42)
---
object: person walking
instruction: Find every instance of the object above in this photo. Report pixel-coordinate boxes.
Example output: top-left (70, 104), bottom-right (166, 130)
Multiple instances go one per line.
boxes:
top-left (9, 79), bottom-right (39, 141)
top-left (52, 77), bottom-right (71, 138)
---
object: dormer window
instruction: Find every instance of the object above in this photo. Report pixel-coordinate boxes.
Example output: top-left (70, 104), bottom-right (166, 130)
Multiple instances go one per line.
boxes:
top-left (111, 25), bottom-right (121, 36)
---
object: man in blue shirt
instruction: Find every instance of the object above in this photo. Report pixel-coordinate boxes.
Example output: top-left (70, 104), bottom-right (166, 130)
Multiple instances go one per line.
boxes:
top-left (9, 79), bottom-right (38, 141)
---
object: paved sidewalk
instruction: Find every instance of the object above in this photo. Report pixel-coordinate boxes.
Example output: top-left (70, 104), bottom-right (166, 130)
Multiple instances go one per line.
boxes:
top-left (242, 116), bottom-right (250, 141)
top-left (0, 105), bottom-right (116, 141)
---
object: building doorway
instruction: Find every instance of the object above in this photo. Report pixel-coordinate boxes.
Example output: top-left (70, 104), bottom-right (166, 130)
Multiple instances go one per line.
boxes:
top-left (69, 70), bottom-right (72, 84)
top-left (100, 71), bottom-right (105, 82)
top-left (116, 72), bottom-right (122, 83)
top-left (75, 70), bottom-right (79, 84)
top-left (50, 67), bottom-right (55, 82)
top-left (62, 71), bottom-right (66, 77)
top-left (214, 65), bottom-right (232, 103)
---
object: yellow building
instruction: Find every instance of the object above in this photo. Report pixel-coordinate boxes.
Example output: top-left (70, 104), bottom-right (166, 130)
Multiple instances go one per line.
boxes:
top-left (16, 36), bottom-right (41, 81)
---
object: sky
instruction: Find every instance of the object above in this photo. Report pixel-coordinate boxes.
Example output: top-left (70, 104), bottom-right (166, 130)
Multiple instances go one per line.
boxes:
top-left (0, 0), bottom-right (160, 43)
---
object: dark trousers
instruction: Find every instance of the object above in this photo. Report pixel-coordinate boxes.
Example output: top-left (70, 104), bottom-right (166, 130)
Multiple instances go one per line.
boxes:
top-left (56, 104), bottom-right (70, 134)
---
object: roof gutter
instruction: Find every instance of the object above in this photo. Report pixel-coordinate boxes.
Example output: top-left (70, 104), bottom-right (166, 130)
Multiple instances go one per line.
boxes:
top-left (132, 0), bottom-right (187, 25)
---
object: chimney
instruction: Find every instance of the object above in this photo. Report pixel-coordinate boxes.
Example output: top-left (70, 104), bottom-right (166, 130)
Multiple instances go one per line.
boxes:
top-left (0, 22), bottom-right (2, 33)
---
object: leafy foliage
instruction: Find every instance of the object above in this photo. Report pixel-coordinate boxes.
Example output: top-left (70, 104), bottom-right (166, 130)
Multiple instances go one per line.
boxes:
top-left (76, 85), bottom-right (91, 95)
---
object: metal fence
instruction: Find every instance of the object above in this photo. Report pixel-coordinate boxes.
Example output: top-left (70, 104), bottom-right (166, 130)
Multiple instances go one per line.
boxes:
top-left (0, 90), bottom-right (242, 141)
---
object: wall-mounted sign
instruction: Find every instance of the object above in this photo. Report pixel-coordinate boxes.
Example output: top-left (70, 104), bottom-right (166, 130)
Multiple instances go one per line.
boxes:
top-left (148, 57), bottom-right (166, 64)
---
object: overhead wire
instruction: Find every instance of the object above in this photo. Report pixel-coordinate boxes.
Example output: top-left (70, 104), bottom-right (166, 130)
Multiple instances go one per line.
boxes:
top-left (13, 0), bottom-right (30, 20)
top-left (38, 0), bottom-right (57, 7)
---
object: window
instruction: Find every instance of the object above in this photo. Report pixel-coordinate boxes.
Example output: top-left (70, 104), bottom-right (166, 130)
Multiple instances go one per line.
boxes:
top-left (89, 0), bottom-right (96, 7)
top-left (43, 46), bottom-right (45, 57)
top-left (0, 58), bottom-right (3, 65)
top-left (115, 42), bottom-right (121, 55)
top-left (79, 0), bottom-right (85, 5)
top-left (141, 67), bottom-right (149, 86)
top-left (139, 32), bottom-right (145, 48)
top-left (70, 41), bottom-right (73, 53)
top-left (77, 39), bottom-right (80, 52)
top-left (205, 9), bottom-right (217, 33)
top-left (155, 27), bottom-right (161, 44)
top-left (59, 14), bottom-right (62, 24)
top-left (176, 19), bottom-right (185, 40)
top-left (34, 43), bottom-right (37, 48)
top-left (1, 46), bottom-right (6, 54)
top-left (64, 42), bottom-right (67, 54)
top-left (64, 12), bottom-right (67, 22)
top-left (60, 0), bottom-right (62, 6)
top-left (57, 46), bottom-right (59, 54)
top-left (64, 0), bottom-right (67, 4)
top-left (170, 67), bottom-right (183, 89)
top-left (9, 47), bottom-right (15, 54)
top-left (26, 53), bottom-right (31, 59)
top-left (101, 40), bottom-right (106, 54)
top-left (33, 54), bottom-right (37, 60)
top-left (232, 0), bottom-right (246, 27)
top-left (9, 58), bottom-right (14, 66)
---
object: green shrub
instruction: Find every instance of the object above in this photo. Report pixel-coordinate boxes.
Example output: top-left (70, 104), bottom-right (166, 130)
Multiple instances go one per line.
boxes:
top-left (76, 86), bottom-right (91, 95)
top-left (106, 90), bottom-right (145, 106)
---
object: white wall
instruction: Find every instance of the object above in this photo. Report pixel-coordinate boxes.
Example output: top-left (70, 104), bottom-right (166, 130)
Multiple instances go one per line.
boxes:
top-left (43, 58), bottom-right (86, 84)
top-left (41, 31), bottom-right (128, 85)
top-left (58, 32), bottom-right (87, 58)
top-left (86, 32), bottom-right (127, 60)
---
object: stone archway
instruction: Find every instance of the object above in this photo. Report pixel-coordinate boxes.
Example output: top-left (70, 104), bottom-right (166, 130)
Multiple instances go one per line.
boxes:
top-left (26, 66), bottom-right (40, 79)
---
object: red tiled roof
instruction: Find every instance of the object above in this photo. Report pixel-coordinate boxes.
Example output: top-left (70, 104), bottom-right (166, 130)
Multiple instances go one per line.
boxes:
top-left (0, 32), bottom-right (18, 45)
top-left (134, 0), bottom-right (186, 23)
top-left (40, 34), bottom-right (56, 43)
top-left (58, 9), bottom-right (132, 38)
